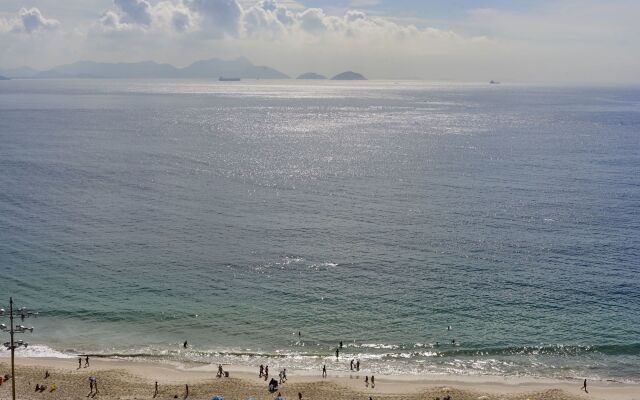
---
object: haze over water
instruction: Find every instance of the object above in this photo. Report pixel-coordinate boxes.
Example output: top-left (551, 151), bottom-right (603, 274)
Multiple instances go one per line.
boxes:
top-left (0, 80), bottom-right (638, 382)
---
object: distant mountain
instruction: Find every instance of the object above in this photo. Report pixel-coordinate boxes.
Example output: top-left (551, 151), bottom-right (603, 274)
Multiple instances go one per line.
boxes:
top-left (182, 57), bottom-right (288, 79)
top-left (0, 66), bottom-right (40, 78)
top-left (331, 71), bottom-right (367, 80)
top-left (36, 61), bottom-right (181, 79)
top-left (297, 72), bottom-right (326, 80)
top-left (26, 57), bottom-right (288, 80)
top-left (0, 75), bottom-right (10, 80)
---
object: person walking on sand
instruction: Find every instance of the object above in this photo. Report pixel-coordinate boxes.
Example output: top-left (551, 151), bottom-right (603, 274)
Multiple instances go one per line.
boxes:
top-left (260, 364), bottom-right (264, 378)
top-left (88, 376), bottom-right (97, 396)
top-left (322, 364), bottom-right (327, 378)
top-left (356, 359), bottom-right (360, 371)
top-left (350, 359), bottom-right (354, 370)
top-left (298, 392), bottom-right (303, 400)
top-left (154, 381), bottom-right (158, 397)
top-left (85, 356), bottom-right (90, 368)
top-left (335, 347), bottom-right (339, 359)
top-left (371, 375), bottom-right (375, 388)
top-left (185, 384), bottom-right (189, 398)
top-left (582, 379), bottom-right (588, 393)
top-left (365, 376), bottom-right (369, 387)
top-left (78, 357), bottom-right (82, 369)
top-left (265, 365), bottom-right (269, 379)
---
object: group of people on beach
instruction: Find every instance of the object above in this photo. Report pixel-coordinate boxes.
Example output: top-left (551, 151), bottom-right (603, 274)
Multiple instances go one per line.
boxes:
top-left (78, 356), bottom-right (90, 369)
top-left (32, 370), bottom-right (57, 394)
top-left (259, 364), bottom-right (269, 380)
top-left (34, 371), bottom-right (56, 394)
top-left (364, 375), bottom-right (375, 388)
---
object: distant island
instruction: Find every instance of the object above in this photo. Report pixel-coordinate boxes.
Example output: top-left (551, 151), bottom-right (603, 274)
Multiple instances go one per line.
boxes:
top-left (297, 72), bottom-right (327, 80)
top-left (0, 61), bottom-right (374, 81)
top-left (0, 57), bottom-right (288, 80)
top-left (331, 71), bottom-right (367, 80)
top-left (0, 75), bottom-right (10, 80)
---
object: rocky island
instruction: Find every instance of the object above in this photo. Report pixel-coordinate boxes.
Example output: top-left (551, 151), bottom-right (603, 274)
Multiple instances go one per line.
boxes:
top-left (331, 71), bottom-right (367, 80)
top-left (297, 72), bottom-right (327, 80)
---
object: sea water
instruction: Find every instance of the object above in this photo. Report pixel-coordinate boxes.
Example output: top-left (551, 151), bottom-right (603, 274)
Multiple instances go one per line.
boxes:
top-left (0, 79), bottom-right (638, 382)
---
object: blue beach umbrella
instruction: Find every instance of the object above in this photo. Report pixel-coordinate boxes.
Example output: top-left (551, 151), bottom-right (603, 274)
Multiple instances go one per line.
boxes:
top-left (211, 396), bottom-right (223, 400)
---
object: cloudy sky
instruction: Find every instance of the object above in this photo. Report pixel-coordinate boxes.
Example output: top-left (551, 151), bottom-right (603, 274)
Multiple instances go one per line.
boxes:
top-left (1, 0), bottom-right (639, 82)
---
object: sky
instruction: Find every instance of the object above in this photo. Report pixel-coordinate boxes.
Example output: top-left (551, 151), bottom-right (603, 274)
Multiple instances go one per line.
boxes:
top-left (0, 0), bottom-right (639, 82)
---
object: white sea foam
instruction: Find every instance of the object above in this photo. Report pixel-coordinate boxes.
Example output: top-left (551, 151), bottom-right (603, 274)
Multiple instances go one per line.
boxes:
top-left (0, 344), bottom-right (74, 359)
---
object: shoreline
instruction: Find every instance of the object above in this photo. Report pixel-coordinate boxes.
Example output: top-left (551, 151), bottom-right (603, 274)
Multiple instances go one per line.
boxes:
top-left (0, 356), bottom-right (637, 400)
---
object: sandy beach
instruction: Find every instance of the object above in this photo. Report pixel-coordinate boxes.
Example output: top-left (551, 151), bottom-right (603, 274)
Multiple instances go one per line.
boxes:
top-left (0, 357), bottom-right (636, 400)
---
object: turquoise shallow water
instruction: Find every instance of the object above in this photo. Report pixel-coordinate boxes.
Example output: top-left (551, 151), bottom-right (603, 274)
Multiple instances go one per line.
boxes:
top-left (0, 80), bottom-right (638, 381)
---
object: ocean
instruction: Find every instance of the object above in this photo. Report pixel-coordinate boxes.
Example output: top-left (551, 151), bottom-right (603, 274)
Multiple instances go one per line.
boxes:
top-left (0, 79), bottom-right (638, 382)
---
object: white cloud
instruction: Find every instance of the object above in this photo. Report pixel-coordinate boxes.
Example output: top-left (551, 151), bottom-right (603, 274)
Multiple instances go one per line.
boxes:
top-left (20, 7), bottom-right (60, 33)
top-left (99, 10), bottom-right (128, 30)
top-left (98, 0), bottom-right (196, 33)
top-left (185, 0), bottom-right (243, 36)
top-left (113, 0), bottom-right (153, 26)
top-left (296, 8), bottom-right (327, 33)
top-left (0, 7), bottom-right (60, 33)
top-left (154, 1), bottom-right (195, 32)
top-left (171, 9), bottom-right (192, 31)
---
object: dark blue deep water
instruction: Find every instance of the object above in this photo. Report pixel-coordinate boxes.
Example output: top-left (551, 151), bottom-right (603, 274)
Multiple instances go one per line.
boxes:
top-left (0, 80), bottom-right (638, 381)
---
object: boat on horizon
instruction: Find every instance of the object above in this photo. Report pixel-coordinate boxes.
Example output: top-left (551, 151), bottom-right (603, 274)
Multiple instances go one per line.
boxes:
top-left (489, 80), bottom-right (500, 84)
top-left (219, 77), bottom-right (241, 81)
